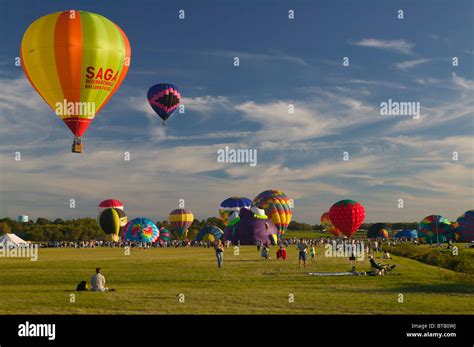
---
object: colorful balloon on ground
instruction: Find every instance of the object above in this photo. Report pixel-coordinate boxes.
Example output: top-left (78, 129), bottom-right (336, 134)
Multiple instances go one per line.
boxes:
top-left (395, 229), bottom-right (418, 239)
top-left (21, 10), bottom-right (131, 153)
top-left (157, 227), bottom-right (171, 242)
top-left (195, 226), bottom-right (224, 242)
top-left (97, 208), bottom-right (124, 241)
top-left (121, 218), bottom-right (159, 243)
top-left (169, 209), bottom-right (194, 240)
top-left (253, 190), bottom-right (293, 235)
top-left (219, 197), bottom-right (252, 225)
top-left (455, 210), bottom-right (474, 242)
top-left (147, 84), bottom-right (181, 125)
top-left (224, 207), bottom-right (278, 245)
top-left (367, 223), bottom-right (390, 239)
top-left (418, 215), bottom-right (451, 243)
top-left (328, 200), bottom-right (365, 238)
top-left (98, 199), bottom-right (124, 214)
top-left (320, 212), bottom-right (341, 237)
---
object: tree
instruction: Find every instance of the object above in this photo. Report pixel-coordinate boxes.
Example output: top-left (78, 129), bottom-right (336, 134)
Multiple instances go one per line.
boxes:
top-left (0, 222), bottom-right (12, 235)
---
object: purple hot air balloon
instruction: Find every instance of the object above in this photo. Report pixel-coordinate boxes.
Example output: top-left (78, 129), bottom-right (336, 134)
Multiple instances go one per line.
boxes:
top-left (147, 83), bottom-right (181, 125)
top-left (224, 207), bottom-right (278, 245)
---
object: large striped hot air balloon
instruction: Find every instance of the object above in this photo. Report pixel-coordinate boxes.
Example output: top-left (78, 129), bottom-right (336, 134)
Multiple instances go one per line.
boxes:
top-left (456, 210), bottom-right (474, 242)
top-left (20, 10), bottom-right (131, 153)
top-left (195, 226), bottom-right (224, 242)
top-left (320, 212), bottom-right (341, 237)
top-left (168, 209), bottom-right (194, 240)
top-left (418, 215), bottom-right (451, 243)
top-left (121, 217), bottom-right (159, 243)
top-left (328, 200), bottom-right (365, 238)
top-left (147, 84), bottom-right (181, 125)
top-left (253, 190), bottom-right (293, 235)
top-left (219, 197), bottom-right (252, 225)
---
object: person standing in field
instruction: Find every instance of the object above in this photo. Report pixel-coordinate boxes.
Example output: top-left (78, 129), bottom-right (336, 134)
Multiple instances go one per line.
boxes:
top-left (310, 245), bottom-right (316, 261)
top-left (297, 238), bottom-right (308, 269)
top-left (214, 240), bottom-right (224, 268)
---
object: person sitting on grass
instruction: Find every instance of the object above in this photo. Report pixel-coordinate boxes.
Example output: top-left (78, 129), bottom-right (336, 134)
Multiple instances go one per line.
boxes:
top-left (91, 267), bottom-right (109, 292)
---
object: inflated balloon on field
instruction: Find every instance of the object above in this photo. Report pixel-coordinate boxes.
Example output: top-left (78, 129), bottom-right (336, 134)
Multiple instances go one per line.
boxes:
top-left (320, 212), bottom-right (341, 237)
top-left (219, 197), bottom-right (252, 225)
top-left (98, 208), bottom-right (125, 242)
top-left (328, 200), bottom-right (365, 238)
top-left (195, 225), bottom-right (224, 242)
top-left (157, 227), bottom-right (171, 242)
top-left (224, 207), bottom-right (277, 245)
top-left (418, 215), bottom-right (451, 243)
top-left (20, 10), bottom-right (131, 153)
top-left (455, 210), bottom-right (474, 242)
top-left (169, 209), bottom-right (194, 240)
top-left (394, 229), bottom-right (418, 239)
top-left (121, 217), bottom-right (159, 243)
top-left (253, 190), bottom-right (293, 235)
top-left (367, 223), bottom-right (390, 239)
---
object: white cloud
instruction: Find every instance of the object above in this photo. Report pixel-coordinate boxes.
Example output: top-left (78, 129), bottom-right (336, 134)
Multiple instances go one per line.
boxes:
top-left (394, 58), bottom-right (430, 70)
top-left (352, 38), bottom-right (415, 55)
top-left (452, 72), bottom-right (474, 90)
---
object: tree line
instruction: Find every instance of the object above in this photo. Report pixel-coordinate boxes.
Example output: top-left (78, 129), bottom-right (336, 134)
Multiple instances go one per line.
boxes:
top-left (0, 217), bottom-right (419, 242)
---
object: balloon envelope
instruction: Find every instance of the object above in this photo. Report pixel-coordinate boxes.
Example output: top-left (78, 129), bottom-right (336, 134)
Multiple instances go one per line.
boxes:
top-left (224, 208), bottom-right (277, 245)
top-left (455, 210), bottom-right (474, 242)
top-left (158, 227), bottom-right (171, 242)
top-left (169, 209), bottom-right (194, 239)
top-left (121, 217), bottom-right (159, 243)
top-left (195, 225), bottom-right (224, 242)
top-left (367, 223), bottom-right (390, 238)
top-left (253, 190), bottom-right (293, 235)
top-left (219, 197), bottom-right (252, 225)
top-left (98, 208), bottom-right (122, 238)
top-left (320, 212), bottom-right (341, 237)
top-left (418, 215), bottom-right (451, 243)
top-left (20, 10), bottom-right (131, 145)
top-left (98, 199), bottom-right (124, 214)
top-left (147, 84), bottom-right (181, 123)
top-left (328, 200), bottom-right (365, 238)
top-left (395, 229), bottom-right (418, 239)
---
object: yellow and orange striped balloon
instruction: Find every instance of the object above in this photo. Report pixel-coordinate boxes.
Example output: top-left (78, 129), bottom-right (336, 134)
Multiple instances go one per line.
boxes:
top-left (20, 10), bottom-right (131, 147)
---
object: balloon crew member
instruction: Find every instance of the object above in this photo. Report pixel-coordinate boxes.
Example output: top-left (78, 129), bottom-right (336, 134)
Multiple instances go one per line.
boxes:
top-left (214, 240), bottom-right (224, 268)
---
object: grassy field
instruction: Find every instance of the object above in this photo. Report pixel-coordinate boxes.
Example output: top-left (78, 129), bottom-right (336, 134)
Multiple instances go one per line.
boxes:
top-left (0, 245), bottom-right (473, 314)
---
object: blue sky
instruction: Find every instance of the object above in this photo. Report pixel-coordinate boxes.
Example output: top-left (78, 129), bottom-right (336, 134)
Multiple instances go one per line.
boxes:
top-left (0, 0), bottom-right (472, 223)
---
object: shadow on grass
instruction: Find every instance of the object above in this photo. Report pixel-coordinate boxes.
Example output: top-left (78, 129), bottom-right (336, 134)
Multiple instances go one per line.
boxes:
top-left (346, 282), bottom-right (474, 294)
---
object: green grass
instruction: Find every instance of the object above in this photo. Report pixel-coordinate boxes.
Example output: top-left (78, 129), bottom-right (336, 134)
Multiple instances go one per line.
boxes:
top-left (0, 245), bottom-right (473, 314)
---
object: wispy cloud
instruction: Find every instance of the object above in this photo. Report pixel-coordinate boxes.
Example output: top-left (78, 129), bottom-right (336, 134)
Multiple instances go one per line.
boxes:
top-left (352, 38), bottom-right (415, 55)
top-left (394, 58), bottom-right (430, 70)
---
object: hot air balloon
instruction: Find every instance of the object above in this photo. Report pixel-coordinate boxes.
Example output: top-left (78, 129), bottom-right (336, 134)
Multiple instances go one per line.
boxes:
top-left (224, 207), bottom-right (278, 245)
top-left (168, 209), bottom-right (194, 240)
top-left (147, 84), bottom-right (181, 125)
top-left (418, 215), bottom-right (451, 243)
top-left (157, 227), bottom-right (171, 242)
top-left (219, 197), bottom-right (252, 225)
top-left (20, 10), bottom-right (131, 153)
top-left (320, 212), bottom-right (341, 237)
top-left (121, 217), bottom-right (159, 243)
top-left (97, 208), bottom-right (126, 242)
top-left (195, 226), bottom-right (224, 242)
top-left (253, 190), bottom-right (293, 236)
top-left (328, 200), bottom-right (365, 238)
top-left (98, 199), bottom-right (124, 214)
top-left (455, 210), bottom-right (474, 242)
top-left (367, 223), bottom-right (390, 239)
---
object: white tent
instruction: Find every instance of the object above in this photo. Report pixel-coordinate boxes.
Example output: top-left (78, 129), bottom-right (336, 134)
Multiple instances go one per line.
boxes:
top-left (0, 233), bottom-right (28, 247)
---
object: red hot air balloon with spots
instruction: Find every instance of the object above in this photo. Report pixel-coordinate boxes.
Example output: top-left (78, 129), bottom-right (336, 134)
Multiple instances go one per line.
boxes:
top-left (328, 200), bottom-right (365, 238)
